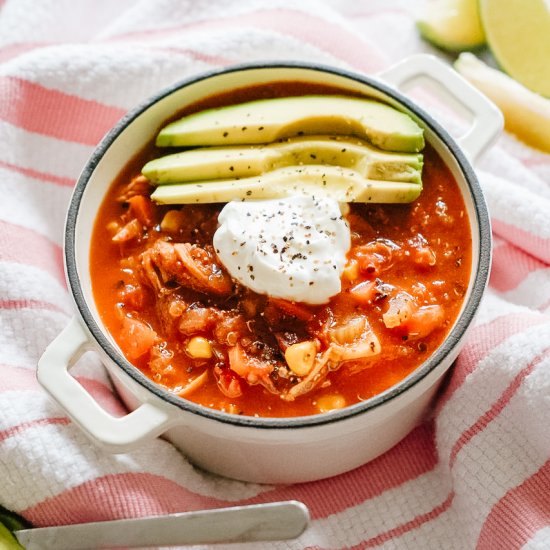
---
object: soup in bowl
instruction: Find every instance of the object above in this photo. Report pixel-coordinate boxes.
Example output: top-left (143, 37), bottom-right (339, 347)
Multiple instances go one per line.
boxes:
top-left (38, 56), bottom-right (501, 483)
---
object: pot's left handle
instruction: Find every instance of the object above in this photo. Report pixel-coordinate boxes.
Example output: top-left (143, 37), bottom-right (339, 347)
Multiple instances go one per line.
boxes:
top-left (37, 317), bottom-right (178, 453)
top-left (377, 54), bottom-right (503, 163)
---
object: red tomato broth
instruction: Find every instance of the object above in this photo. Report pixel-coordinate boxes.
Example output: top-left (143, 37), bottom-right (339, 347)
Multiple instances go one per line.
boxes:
top-left (90, 82), bottom-right (472, 418)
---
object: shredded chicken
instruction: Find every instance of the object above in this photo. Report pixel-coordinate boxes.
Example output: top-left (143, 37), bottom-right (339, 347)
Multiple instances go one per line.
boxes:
top-left (283, 316), bottom-right (381, 400)
top-left (139, 240), bottom-right (232, 296)
top-left (116, 175), bottom-right (151, 202)
top-left (282, 347), bottom-right (333, 401)
top-left (177, 370), bottom-right (208, 397)
top-left (112, 218), bottom-right (142, 243)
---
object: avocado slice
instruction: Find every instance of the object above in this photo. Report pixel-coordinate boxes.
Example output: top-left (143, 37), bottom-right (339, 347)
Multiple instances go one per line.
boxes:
top-left (143, 136), bottom-right (423, 185)
top-left (156, 95), bottom-right (425, 153)
top-left (150, 165), bottom-right (422, 205)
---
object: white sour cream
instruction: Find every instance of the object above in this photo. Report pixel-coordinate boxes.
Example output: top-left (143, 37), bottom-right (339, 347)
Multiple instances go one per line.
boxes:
top-left (213, 196), bottom-right (351, 304)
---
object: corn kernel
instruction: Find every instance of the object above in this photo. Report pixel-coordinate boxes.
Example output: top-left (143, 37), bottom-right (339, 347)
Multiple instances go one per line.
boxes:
top-left (160, 209), bottom-right (186, 233)
top-left (316, 394), bottom-right (346, 413)
top-left (186, 336), bottom-right (212, 359)
top-left (284, 341), bottom-right (316, 377)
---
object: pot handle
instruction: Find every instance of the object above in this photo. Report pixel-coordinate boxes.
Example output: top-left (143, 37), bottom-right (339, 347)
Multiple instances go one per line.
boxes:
top-left (37, 317), bottom-right (178, 453)
top-left (377, 54), bottom-right (503, 163)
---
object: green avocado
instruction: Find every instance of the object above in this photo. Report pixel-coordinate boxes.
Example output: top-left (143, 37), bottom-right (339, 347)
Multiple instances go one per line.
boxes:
top-left (156, 95), bottom-right (425, 153)
top-left (143, 135), bottom-right (423, 185)
top-left (150, 165), bottom-right (422, 205)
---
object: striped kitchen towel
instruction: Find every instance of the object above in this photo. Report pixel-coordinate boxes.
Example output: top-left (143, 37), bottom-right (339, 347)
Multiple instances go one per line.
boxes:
top-left (0, 0), bottom-right (548, 548)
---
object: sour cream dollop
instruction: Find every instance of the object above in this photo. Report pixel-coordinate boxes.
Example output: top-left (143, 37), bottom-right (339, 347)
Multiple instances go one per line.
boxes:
top-left (213, 196), bottom-right (351, 304)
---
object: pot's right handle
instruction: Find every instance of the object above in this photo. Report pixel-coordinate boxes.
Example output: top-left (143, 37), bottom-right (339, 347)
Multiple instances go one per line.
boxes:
top-left (37, 317), bottom-right (179, 453)
top-left (377, 54), bottom-right (503, 163)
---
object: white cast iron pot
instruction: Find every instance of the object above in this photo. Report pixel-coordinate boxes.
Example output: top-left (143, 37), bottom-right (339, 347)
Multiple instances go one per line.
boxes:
top-left (37, 55), bottom-right (502, 484)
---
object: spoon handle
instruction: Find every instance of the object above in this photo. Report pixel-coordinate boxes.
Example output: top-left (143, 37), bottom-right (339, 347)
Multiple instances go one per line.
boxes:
top-left (14, 500), bottom-right (310, 549)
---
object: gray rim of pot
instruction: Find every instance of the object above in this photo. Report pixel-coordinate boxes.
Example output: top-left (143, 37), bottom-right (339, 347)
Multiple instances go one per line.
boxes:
top-left (65, 60), bottom-right (491, 430)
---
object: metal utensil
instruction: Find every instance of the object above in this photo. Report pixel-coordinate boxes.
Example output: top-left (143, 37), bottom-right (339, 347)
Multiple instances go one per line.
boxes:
top-left (14, 500), bottom-right (309, 549)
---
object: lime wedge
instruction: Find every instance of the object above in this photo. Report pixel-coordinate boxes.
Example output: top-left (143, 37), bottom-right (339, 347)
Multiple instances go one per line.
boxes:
top-left (416, 0), bottom-right (486, 51)
top-left (479, 0), bottom-right (550, 97)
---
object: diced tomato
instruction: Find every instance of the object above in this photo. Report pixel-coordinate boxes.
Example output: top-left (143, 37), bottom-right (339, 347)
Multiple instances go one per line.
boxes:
top-left (118, 316), bottom-right (158, 361)
top-left (349, 280), bottom-right (377, 305)
top-left (213, 313), bottom-right (248, 345)
top-left (269, 298), bottom-right (313, 321)
top-left (227, 344), bottom-right (250, 378)
top-left (383, 292), bottom-right (416, 329)
top-left (178, 307), bottom-right (218, 335)
top-left (127, 195), bottom-right (155, 227)
top-left (351, 241), bottom-right (398, 277)
top-left (403, 305), bottom-right (445, 340)
top-left (118, 283), bottom-right (146, 310)
top-left (214, 366), bottom-right (243, 398)
top-left (228, 344), bottom-right (273, 379)
top-left (148, 342), bottom-right (174, 377)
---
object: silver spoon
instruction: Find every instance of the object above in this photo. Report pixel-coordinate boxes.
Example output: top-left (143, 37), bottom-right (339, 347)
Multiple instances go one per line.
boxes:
top-left (14, 500), bottom-right (310, 549)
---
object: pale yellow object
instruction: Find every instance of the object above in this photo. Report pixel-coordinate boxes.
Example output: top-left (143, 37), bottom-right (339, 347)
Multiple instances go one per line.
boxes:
top-left (284, 341), bottom-right (317, 377)
top-left (455, 53), bottom-right (550, 153)
top-left (416, 0), bottom-right (485, 51)
top-left (143, 135), bottom-right (423, 185)
top-left (160, 209), bottom-right (185, 232)
top-left (330, 317), bottom-right (367, 346)
top-left (316, 394), bottom-right (347, 413)
top-left (479, 0), bottom-right (550, 97)
top-left (151, 165), bottom-right (422, 205)
top-left (186, 337), bottom-right (213, 359)
top-left (177, 370), bottom-right (208, 397)
top-left (342, 259), bottom-right (359, 283)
